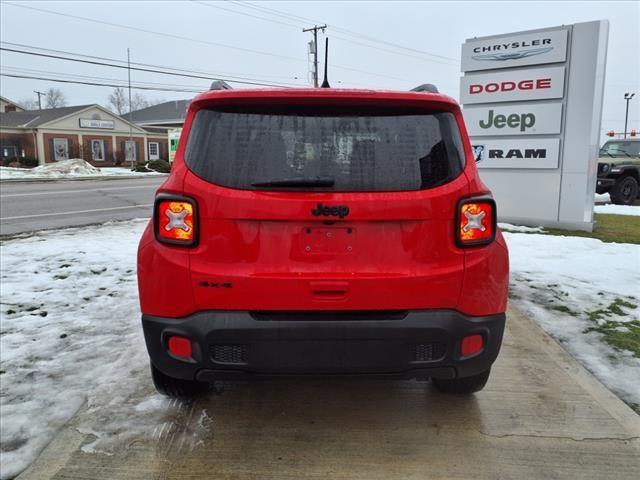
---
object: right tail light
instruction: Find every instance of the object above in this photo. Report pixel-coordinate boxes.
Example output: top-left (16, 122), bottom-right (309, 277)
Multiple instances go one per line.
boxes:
top-left (456, 196), bottom-right (496, 247)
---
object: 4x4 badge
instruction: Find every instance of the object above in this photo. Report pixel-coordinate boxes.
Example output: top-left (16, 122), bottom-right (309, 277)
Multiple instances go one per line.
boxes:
top-left (311, 203), bottom-right (349, 219)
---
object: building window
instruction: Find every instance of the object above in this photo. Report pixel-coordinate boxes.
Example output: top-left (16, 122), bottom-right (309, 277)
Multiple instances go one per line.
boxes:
top-left (148, 142), bottom-right (160, 160)
top-left (2, 146), bottom-right (18, 158)
top-left (91, 139), bottom-right (105, 161)
top-left (124, 141), bottom-right (137, 162)
top-left (53, 138), bottom-right (69, 161)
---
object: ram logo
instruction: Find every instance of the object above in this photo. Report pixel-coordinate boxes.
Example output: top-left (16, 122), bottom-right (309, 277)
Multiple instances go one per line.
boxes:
top-left (488, 149), bottom-right (547, 159)
top-left (472, 145), bottom-right (486, 163)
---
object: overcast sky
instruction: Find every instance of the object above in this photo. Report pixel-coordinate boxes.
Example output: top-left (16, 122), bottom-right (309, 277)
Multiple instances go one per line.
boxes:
top-left (0, 0), bottom-right (638, 139)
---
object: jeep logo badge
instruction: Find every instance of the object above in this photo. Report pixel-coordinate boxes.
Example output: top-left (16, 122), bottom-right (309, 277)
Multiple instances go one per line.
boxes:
top-left (311, 203), bottom-right (349, 219)
top-left (479, 109), bottom-right (535, 132)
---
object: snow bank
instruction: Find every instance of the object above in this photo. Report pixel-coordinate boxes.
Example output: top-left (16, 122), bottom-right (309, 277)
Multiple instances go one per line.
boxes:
top-left (0, 159), bottom-right (165, 180)
top-left (498, 223), bottom-right (544, 233)
top-left (0, 220), bottom-right (210, 479)
top-left (594, 204), bottom-right (640, 217)
top-left (594, 192), bottom-right (611, 204)
top-left (504, 232), bottom-right (640, 408)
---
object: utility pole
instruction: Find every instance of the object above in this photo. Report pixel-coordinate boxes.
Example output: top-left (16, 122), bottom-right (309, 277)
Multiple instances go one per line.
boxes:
top-left (623, 93), bottom-right (635, 139)
top-left (127, 48), bottom-right (134, 169)
top-left (33, 90), bottom-right (45, 110)
top-left (303, 24), bottom-right (327, 88)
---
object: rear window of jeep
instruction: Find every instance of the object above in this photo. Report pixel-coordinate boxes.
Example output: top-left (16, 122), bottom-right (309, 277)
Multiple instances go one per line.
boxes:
top-left (184, 106), bottom-right (465, 192)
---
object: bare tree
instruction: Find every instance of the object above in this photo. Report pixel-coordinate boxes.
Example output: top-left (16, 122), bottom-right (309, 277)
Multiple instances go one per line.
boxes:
top-left (129, 93), bottom-right (151, 112)
top-left (18, 98), bottom-right (39, 110)
top-left (45, 88), bottom-right (67, 108)
top-left (107, 87), bottom-right (128, 115)
top-left (106, 88), bottom-right (164, 115)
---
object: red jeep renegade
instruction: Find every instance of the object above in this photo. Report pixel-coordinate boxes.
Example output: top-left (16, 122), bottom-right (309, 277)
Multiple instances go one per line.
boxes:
top-left (137, 84), bottom-right (509, 397)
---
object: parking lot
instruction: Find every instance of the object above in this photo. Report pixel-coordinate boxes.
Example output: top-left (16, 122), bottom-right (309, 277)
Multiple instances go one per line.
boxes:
top-left (17, 305), bottom-right (640, 480)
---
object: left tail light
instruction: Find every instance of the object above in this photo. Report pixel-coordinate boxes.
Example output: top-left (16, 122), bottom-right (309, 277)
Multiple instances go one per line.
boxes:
top-left (154, 194), bottom-right (198, 246)
top-left (456, 196), bottom-right (496, 247)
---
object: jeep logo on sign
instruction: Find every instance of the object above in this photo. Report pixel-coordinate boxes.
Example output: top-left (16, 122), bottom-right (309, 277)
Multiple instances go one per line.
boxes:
top-left (311, 203), bottom-right (349, 219)
top-left (479, 110), bottom-right (536, 132)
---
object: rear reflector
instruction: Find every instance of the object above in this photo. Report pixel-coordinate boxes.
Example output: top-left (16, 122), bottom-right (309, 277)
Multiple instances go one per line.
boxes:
top-left (461, 334), bottom-right (484, 357)
top-left (154, 195), bottom-right (198, 246)
top-left (168, 336), bottom-right (192, 359)
top-left (456, 197), bottom-right (496, 247)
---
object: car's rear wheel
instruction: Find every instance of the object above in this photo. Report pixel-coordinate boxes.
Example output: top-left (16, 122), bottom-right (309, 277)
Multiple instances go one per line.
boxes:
top-left (150, 363), bottom-right (209, 397)
top-left (610, 176), bottom-right (639, 205)
top-left (432, 368), bottom-right (491, 394)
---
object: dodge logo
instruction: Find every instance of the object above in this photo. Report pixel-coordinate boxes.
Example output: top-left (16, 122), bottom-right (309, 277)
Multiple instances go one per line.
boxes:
top-left (469, 78), bottom-right (552, 94)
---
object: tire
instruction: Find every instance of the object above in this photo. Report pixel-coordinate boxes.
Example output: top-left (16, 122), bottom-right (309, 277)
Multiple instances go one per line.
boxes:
top-left (610, 176), bottom-right (639, 205)
top-left (432, 368), bottom-right (491, 394)
top-left (150, 363), bottom-right (209, 397)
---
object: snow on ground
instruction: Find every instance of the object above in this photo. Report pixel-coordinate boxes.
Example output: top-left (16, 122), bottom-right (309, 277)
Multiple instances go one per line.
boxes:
top-left (1, 221), bottom-right (639, 478)
top-left (504, 231), bottom-right (640, 410)
top-left (0, 159), bottom-right (166, 180)
top-left (0, 220), bottom-right (211, 479)
top-left (594, 204), bottom-right (640, 216)
top-left (498, 223), bottom-right (544, 233)
top-left (594, 192), bottom-right (611, 204)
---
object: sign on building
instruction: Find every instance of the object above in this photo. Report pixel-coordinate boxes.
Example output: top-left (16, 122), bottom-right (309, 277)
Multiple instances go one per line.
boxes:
top-left (79, 118), bottom-right (115, 129)
top-left (168, 129), bottom-right (181, 164)
top-left (461, 21), bottom-right (609, 231)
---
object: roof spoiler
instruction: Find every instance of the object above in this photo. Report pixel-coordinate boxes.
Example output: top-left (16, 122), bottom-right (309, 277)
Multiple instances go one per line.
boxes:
top-left (210, 80), bottom-right (233, 91)
top-left (411, 84), bottom-right (439, 93)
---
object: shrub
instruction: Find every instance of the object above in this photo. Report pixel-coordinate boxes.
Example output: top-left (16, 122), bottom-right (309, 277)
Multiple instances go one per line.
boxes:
top-left (19, 157), bottom-right (39, 168)
top-left (146, 160), bottom-right (171, 173)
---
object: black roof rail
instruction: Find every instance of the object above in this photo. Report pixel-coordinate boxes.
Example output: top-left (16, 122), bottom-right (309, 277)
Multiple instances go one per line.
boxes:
top-left (210, 80), bottom-right (233, 91)
top-left (411, 84), bottom-right (439, 93)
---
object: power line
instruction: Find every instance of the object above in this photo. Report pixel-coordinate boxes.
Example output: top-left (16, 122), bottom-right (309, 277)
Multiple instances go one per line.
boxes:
top-left (0, 73), bottom-right (205, 93)
top-left (195, 1), bottom-right (456, 67)
top-left (1, 65), bottom-right (208, 91)
top-left (2, 2), bottom-right (414, 84)
top-left (191, 0), bottom-right (302, 29)
top-left (1, 41), bottom-right (305, 82)
top-left (0, 47), bottom-right (300, 88)
top-left (226, 0), bottom-right (459, 63)
top-left (3, 1), bottom-right (304, 63)
top-left (3, 1), bottom-right (413, 84)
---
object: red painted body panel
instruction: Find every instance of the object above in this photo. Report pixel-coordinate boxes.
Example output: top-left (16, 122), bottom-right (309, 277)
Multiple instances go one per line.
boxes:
top-left (137, 88), bottom-right (508, 318)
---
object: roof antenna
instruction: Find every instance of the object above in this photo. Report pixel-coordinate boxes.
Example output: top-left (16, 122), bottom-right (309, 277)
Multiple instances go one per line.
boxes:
top-left (320, 37), bottom-right (330, 88)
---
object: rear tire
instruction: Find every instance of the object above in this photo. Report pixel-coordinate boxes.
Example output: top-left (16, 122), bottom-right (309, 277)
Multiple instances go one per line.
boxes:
top-left (610, 176), bottom-right (639, 205)
top-left (432, 368), bottom-right (491, 394)
top-left (150, 363), bottom-right (209, 397)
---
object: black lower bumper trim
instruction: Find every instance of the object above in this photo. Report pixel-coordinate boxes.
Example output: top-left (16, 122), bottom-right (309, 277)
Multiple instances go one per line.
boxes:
top-left (596, 177), bottom-right (615, 193)
top-left (142, 310), bottom-right (505, 381)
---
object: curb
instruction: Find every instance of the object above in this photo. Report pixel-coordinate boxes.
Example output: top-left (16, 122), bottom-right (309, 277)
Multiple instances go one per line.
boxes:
top-left (0, 174), bottom-right (168, 184)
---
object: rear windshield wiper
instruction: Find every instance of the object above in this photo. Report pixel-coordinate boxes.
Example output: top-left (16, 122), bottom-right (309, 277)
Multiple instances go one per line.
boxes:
top-left (251, 177), bottom-right (335, 188)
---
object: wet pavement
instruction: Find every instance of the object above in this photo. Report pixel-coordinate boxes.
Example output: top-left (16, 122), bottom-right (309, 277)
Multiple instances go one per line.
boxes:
top-left (18, 306), bottom-right (640, 480)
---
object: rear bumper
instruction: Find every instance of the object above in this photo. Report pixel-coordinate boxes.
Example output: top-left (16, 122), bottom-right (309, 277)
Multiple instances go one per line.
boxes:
top-left (142, 310), bottom-right (506, 381)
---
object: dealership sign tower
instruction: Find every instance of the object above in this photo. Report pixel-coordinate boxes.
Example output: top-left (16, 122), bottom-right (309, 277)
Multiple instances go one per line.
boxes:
top-left (461, 21), bottom-right (608, 231)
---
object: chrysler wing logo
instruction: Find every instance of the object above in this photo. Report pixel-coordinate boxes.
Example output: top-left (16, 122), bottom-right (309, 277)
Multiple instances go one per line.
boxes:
top-left (472, 47), bottom-right (553, 62)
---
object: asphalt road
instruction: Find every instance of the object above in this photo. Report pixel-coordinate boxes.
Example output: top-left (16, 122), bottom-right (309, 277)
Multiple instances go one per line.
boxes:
top-left (0, 177), bottom-right (166, 236)
top-left (17, 306), bottom-right (640, 480)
